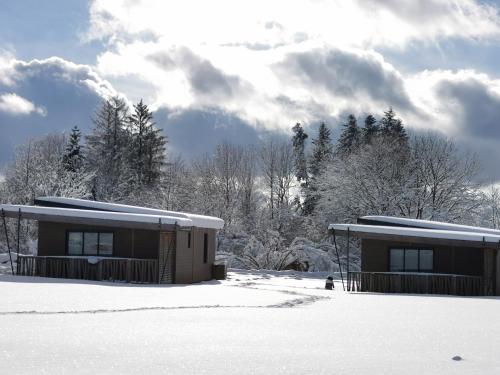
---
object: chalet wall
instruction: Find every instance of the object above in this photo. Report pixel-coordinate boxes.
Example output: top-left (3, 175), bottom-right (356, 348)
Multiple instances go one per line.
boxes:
top-left (191, 228), bottom-right (216, 283)
top-left (361, 238), bottom-right (484, 276)
top-left (37, 221), bottom-right (159, 259)
top-left (175, 229), bottom-right (194, 284)
top-left (37, 221), bottom-right (218, 283)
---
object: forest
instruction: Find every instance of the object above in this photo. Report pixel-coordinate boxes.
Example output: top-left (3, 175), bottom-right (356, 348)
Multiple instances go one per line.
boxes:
top-left (1, 97), bottom-right (499, 271)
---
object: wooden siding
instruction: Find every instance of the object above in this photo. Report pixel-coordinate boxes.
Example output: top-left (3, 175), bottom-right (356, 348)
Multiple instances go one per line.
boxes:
top-left (36, 221), bottom-right (218, 284)
top-left (347, 271), bottom-right (484, 296)
top-left (361, 238), bottom-right (484, 276)
top-left (17, 255), bottom-right (158, 283)
top-left (191, 228), bottom-right (216, 283)
top-left (175, 229), bottom-right (194, 284)
top-left (158, 232), bottom-right (176, 284)
top-left (38, 221), bottom-right (159, 259)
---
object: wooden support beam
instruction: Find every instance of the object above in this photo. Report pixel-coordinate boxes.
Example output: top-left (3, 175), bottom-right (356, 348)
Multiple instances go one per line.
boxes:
top-left (17, 208), bottom-right (21, 256)
top-left (331, 229), bottom-right (345, 291)
top-left (1, 209), bottom-right (14, 275)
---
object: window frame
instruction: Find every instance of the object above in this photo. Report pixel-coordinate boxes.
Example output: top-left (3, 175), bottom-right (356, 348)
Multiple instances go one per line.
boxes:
top-left (203, 233), bottom-right (208, 264)
top-left (388, 247), bottom-right (434, 273)
top-left (65, 230), bottom-right (115, 257)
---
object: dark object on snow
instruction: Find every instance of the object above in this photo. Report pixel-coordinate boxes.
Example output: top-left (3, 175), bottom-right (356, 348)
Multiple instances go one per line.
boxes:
top-left (325, 276), bottom-right (334, 290)
top-left (213, 263), bottom-right (227, 280)
top-left (452, 356), bottom-right (463, 361)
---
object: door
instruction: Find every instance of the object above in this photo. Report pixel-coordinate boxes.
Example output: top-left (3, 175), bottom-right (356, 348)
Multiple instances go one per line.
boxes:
top-left (158, 232), bottom-right (176, 284)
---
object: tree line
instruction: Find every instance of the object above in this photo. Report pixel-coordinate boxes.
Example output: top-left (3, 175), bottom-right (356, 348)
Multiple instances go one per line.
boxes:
top-left (0, 100), bottom-right (498, 271)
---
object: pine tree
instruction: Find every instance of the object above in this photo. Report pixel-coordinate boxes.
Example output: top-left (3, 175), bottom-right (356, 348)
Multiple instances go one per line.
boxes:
top-left (304, 122), bottom-right (332, 215)
top-left (309, 122), bottom-right (332, 178)
top-left (336, 114), bottom-right (360, 157)
top-left (361, 114), bottom-right (378, 144)
top-left (62, 126), bottom-right (83, 172)
top-left (291, 123), bottom-right (308, 183)
top-left (85, 97), bottom-right (130, 200)
top-left (128, 100), bottom-right (167, 185)
top-left (380, 108), bottom-right (408, 143)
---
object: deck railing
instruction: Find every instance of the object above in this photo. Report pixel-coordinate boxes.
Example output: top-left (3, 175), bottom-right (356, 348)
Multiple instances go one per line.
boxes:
top-left (16, 255), bottom-right (159, 283)
top-left (347, 271), bottom-right (484, 296)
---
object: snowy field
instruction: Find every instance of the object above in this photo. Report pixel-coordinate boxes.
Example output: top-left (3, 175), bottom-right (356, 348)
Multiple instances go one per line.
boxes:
top-left (0, 270), bottom-right (500, 374)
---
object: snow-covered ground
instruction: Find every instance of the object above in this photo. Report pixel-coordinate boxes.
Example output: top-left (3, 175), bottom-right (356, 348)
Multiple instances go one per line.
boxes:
top-left (0, 270), bottom-right (499, 374)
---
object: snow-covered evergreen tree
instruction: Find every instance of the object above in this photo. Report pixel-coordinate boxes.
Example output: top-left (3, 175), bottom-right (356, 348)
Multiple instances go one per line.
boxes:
top-left (336, 114), bottom-right (360, 157)
top-left (291, 123), bottom-right (308, 183)
top-left (303, 122), bottom-right (332, 215)
top-left (62, 126), bottom-right (83, 173)
top-left (361, 114), bottom-right (378, 144)
top-left (127, 99), bottom-right (167, 186)
top-left (380, 108), bottom-right (408, 144)
top-left (85, 97), bottom-right (131, 200)
top-left (309, 122), bottom-right (333, 177)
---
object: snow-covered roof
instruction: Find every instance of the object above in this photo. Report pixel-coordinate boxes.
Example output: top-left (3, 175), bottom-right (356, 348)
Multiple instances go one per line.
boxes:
top-left (328, 223), bottom-right (500, 247)
top-left (34, 197), bottom-right (224, 230)
top-left (359, 215), bottom-right (500, 235)
top-left (0, 204), bottom-right (195, 231)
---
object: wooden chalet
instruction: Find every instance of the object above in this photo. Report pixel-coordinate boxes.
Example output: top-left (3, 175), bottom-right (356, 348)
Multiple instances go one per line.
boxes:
top-left (0, 197), bottom-right (224, 284)
top-left (330, 216), bottom-right (500, 296)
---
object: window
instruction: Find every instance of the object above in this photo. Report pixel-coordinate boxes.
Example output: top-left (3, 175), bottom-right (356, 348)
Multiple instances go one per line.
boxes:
top-left (67, 231), bottom-right (114, 256)
top-left (99, 233), bottom-right (114, 256)
top-left (84, 233), bottom-right (98, 255)
top-left (203, 233), bottom-right (208, 263)
top-left (68, 232), bottom-right (83, 255)
top-left (389, 249), bottom-right (404, 272)
top-left (187, 232), bottom-right (191, 248)
top-left (389, 248), bottom-right (433, 273)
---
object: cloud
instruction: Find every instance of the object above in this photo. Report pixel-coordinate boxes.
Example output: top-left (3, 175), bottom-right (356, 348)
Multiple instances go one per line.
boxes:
top-left (436, 76), bottom-right (500, 139)
top-left (155, 107), bottom-right (287, 159)
top-left (0, 93), bottom-right (46, 116)
top-left (402, 68), bottom-right (500, 181)
top-left (0, 56), bottom-right (118, 165)
top-left (11, 56), bottom-right (118, 100)
top-left (148, 47), bottom-right (250, 101)
top-left (276, 47), bottom-right (416, 113)
top-left (361, 0), bottom-right (500, 42)
top-left (86, 0), bottom-right (500, 49)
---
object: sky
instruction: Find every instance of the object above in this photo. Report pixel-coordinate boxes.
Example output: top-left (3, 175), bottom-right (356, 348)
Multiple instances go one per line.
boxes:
top-left (1, 0), bottom-right (500, 181)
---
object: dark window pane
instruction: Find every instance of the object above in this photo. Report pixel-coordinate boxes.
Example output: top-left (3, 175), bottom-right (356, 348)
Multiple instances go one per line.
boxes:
top-left (188, 232), bottom-right (191, 248)
top-left (68, 232), bottom-right (83, 255)
top-left (203, 233), bottom-right (208, 263)
top-left (405, 249), bottom-right (419, 272)
top-left (419, 250), bottom-right (433, 272)
top-left (99, 233), bottom-right (113, 256)
top-left (84, 233), bottom-right (98, 255)
top-left (390, 249), bottom-right (404, 272)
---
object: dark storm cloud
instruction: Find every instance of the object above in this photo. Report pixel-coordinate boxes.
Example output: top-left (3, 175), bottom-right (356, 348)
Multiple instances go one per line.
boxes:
top-left (437, 77), bottom-right (500, 139)
top-left (148, 48), bottom-right (249, 100)
top-left (0, 57), bottom-right (112, 165)
top-left (277, 48), bottom-right (416, 112)
top-left (154, 107), bottom-right (287, 159)
top-left (434, 77), bottom-right (500, 182)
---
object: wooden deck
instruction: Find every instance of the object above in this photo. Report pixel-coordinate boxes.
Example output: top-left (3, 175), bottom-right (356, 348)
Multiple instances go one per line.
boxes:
top-left (347, 271), bottom-right (484, 296)
top-left (16, 255), bottom-right (159, 283)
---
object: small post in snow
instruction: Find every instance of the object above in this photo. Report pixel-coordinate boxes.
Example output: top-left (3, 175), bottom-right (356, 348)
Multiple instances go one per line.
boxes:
top-left (1, 209), bottom-right (15, 275)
